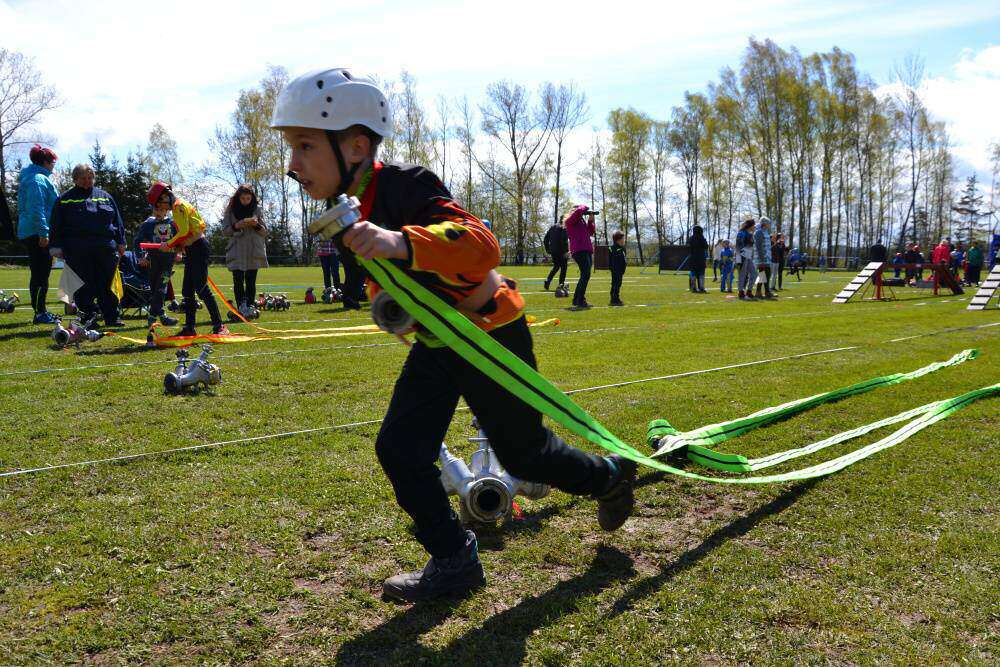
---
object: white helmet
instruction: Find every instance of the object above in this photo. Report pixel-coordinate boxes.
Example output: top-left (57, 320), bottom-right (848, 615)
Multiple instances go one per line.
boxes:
top-left (271, 68), bottom-right (392, 137)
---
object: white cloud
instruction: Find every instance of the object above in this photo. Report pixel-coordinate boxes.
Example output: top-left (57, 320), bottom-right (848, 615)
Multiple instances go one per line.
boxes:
top-left (919, 45), bottom-right (1000, 178)
top-left (2, 0), bottom-right (998, 194)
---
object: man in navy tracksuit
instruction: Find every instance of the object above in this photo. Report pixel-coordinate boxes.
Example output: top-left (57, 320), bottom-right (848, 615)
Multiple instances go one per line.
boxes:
top-left (48, 165), bottom-right (127, 327)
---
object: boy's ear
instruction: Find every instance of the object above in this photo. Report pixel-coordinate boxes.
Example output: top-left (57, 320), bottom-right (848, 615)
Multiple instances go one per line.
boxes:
top-left (347, 131), bottom-right (372, 162)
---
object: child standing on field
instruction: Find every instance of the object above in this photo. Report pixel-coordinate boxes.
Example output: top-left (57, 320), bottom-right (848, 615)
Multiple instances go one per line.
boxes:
top-left (609, 230), bottom-right (626, 306)
top-left (719, 239), bottom-right (734, 293)
top-left (271, 68), bottom-right (636, 604)
top-left (148, 182), bottom-right (229, 337)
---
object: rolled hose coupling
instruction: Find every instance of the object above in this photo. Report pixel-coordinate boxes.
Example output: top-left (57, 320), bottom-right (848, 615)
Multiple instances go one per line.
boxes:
top-left (52, 315), bottom-right (103, 348)
top-left (164, 344), bottom-right (222, 394)
top-left (438, 428), bottom-right (550, 525)
top-left (307, 194), bottom-right (362, 240)
top-left (371, 290), bottom-right (415, 334)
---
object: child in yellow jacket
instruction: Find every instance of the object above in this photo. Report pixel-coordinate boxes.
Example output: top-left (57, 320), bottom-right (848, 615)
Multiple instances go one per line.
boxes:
top-left (147, 183), bottom-right (228, 336)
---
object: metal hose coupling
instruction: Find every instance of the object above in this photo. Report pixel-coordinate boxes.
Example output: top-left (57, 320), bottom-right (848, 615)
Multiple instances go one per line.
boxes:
top-left (51, 315), bottom-right (104, 348)
top-left (164, 345), bottom-right (222, 395)
top-left (307, 194), bottom-right (362, 240)
top-left (438, 428), bottom-right (551, 525)
top-left (371, 290), bottom-right (415, 334)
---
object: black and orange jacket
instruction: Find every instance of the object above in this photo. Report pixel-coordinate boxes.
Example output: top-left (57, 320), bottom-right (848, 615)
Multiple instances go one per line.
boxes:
top-left (358, 161), bottom-right (524, 333)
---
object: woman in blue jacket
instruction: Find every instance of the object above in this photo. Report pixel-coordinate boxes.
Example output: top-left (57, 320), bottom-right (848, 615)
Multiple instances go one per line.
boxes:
top-left (16, 144), bottom-right (59, 324)
top-left (48, 164), bottom-right (127, 327)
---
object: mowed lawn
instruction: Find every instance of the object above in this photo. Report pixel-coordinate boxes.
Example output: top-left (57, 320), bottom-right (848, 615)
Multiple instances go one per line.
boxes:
top-left (0, 263), bottom-right (997, 665)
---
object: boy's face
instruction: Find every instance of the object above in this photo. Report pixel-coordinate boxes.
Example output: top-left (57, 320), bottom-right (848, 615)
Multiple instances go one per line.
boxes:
top-left (155, 195), bottom-right (171, 217)
top-left (282, 127), bottom-right (370, 200)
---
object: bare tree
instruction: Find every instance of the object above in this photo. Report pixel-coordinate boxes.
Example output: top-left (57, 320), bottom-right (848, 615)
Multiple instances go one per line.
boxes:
top-left (893, 53), bottom-right (927, 248)
top-left (542, 82), bottom-right (588, 226)
top-left (455, 96), bottom-right (477, 212)
top-left (479, 81), bottom-right (554, 261)
top-left (0, 48), bottom-right (61, 206)
top-left (146, 123), bottom-right (182, 185)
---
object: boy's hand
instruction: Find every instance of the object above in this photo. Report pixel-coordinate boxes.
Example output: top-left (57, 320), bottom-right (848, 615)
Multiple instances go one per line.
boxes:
top-left (159, 242), bottom-right (170, 252)
top-left (342, 221), bottom-right (408, 261)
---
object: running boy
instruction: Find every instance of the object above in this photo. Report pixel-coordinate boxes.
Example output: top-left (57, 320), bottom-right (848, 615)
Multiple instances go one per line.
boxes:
top-left (147, 183), bottom-right (228, 336)
top-left (271, 68), bottom-right (636, 603)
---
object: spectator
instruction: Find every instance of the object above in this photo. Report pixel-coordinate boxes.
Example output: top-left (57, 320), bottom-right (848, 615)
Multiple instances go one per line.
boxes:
top-left (786, 247), bottom-right (805, 280)
top-left (966, 240), bottom-right (984, 286)
top-left (688, 225), bottom-right (708, 293)
top-left (564, 204), bottom-right (596, 309)
top-left (16, 144), bottom-right (59, 324)
top-left (719, 239), bottom-right (734, 293)
top-left (316, 239), bottom-right (342, 294)
top-left (951, 242), bottom-right (965, 281)
top-left (736, 219), bottom-right (758, 300)
top-left (753, 217), bottom-right (777, 299)
top-left (222, 184), bottom-right (268, 319)
top-left (134, 205), bottom-right (179, 327)
top-left (869, 240), bottom-right (887, 263)
top-left (770, 233), bottom-right (787, 291)
top-left (542, 217), bottom-right (569, 292)
top-left (48, 164), bottom-right (126, 328)
top-left (891, 252), bottom-right (905, 278)
top-left (819, 254), bottom-right (827, 272)
top-left (609, 230), bottom-right (626, 306)
top-left (931, 239), bottom-right (951, 267)
top-left (712, 239), bottom-right (725, 282)
top-left (903, 243), bottom-right (922, 285)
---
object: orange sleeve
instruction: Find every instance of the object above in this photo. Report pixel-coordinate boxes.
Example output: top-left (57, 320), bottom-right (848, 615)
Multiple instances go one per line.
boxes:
top-left (401, 200), bottom-right (500, 277)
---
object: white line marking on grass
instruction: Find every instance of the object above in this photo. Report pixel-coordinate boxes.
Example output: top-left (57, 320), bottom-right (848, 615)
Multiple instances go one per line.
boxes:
top-left (0, 342), bottom-right (398, 377)
top-left (0, 344), bottom-right (865, 479)
top-left (887, 321), bottom-right (1000, 343)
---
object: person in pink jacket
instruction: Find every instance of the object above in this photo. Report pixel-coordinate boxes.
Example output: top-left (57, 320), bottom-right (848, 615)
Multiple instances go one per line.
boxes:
top-left (564, 204), bottom-right (597, 309)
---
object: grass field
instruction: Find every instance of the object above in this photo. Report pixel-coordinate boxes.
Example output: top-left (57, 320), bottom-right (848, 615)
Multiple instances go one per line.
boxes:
top-left (1, 263), bottom-right (998, 665)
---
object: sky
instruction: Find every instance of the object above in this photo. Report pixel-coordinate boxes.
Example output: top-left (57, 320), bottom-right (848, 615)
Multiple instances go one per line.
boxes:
top-left (2, 0), bottom-right (999, 195)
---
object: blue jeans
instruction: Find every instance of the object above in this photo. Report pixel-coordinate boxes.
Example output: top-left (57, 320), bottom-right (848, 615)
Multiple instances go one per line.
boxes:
top-left (572, 251), bottom-right (592, 305)
top-left (319, 253), bottom-right (341, 289)
top-left (721, 265), bottom-right (734, 291)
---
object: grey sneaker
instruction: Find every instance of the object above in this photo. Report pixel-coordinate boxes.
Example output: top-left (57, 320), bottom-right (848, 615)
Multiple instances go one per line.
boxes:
top-left (382, 530), bottom-right (486, 603)
top-left (596, 456), bottom-right (637, 531)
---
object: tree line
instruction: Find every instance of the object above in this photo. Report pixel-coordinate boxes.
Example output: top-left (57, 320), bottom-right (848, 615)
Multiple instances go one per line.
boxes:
top-left (3, 41), bottom-right (998, 265)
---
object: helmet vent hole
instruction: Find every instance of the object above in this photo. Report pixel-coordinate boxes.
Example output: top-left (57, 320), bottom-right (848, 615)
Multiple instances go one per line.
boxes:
top-left (382, 117), bottom-right (386, 122)
top-left (380, 101), bottom-right (385, 107)
top-left (326, 96), bottom-right (332, 103)
top-left (321, 111), bottom-right (329, 118)
top-left (343, 70), bottom-right (352, 80)
top-left (317, 79), bottom-right (324, 89)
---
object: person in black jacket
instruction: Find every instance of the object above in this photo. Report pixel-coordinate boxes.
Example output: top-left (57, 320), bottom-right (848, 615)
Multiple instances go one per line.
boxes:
top-left (274, 68), bottom-right (635, 603)
top-left (48, 164), bottom-right (126, 327)
top-left (688, 225), bottom-right (709, 293)
top-left (609, 230), bottom-right (626, 306)
top-left (542, 219), bottom-right (569, 291)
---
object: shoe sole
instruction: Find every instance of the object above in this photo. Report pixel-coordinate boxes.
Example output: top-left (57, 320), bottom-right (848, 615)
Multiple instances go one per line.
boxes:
top-left (381, 574), bottom-right (486, 604)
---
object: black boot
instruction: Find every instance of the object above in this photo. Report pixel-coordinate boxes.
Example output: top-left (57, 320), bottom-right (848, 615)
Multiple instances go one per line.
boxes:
top-left (595, 456), bottom-right (637, 531)
top-left (382, 530), bottom-right (486, 603)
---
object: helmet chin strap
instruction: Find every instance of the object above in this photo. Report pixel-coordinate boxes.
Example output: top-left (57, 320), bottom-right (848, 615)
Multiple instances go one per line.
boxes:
top-left (326, 130), bottom-right (362, 202)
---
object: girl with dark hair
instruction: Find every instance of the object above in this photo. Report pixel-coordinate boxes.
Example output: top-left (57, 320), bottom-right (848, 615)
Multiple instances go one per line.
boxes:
top-left (222, 184), bottom-right (268, 319)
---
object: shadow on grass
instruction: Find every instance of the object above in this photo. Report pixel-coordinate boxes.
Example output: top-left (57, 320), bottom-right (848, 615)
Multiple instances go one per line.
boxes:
top-left (603, 478), bottom-right (819, 620)
top-left (334, 545), bottom-right (635, 666)
top-left (0, 320), bottom-right (34, 331)
top-left (0, 328), bottom-right (53, 343)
